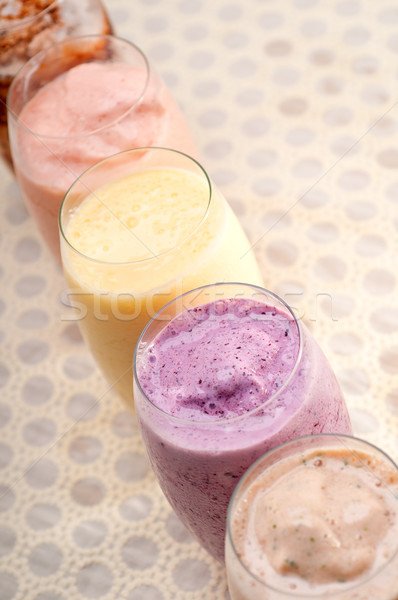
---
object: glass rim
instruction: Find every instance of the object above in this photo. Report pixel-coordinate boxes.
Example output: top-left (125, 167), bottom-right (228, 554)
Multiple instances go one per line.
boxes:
top-left (226, 432), bottom-right (398, 598)
top-left (0, 0), bottom-right (58, 32)
top-left (59, 146), bottom-right (213, 266)
top-left (133, 281), bottom-right (303, 426)
top-left (7, 33), bottom-right (150, 140)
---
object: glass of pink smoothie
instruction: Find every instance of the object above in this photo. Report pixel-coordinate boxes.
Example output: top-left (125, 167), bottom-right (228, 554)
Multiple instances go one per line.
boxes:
top-left (226, 433), bottom-right (398, 599)
top-left (133, 282), bottom-right (353, 563)
top-left (0, 0), bottom-right (113, 169)
top-left (8, 34), bottom-right (198, 260)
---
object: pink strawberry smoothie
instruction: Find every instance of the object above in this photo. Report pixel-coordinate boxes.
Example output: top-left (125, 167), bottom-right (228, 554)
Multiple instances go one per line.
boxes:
top-left (134, 291), bottom-right (352, 562)
top-left (10, 59), bottom-right (198, 259)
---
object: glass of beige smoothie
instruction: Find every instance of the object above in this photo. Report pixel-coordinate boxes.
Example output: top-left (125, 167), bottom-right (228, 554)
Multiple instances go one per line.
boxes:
top-left (8, 34), bottom-right (198, 260)
top-left (0, 0), bottom-right (113, 169)
top-left (59, 147), bottom-right (263, 407)
top-left (226, 433), bottom-right (398, 600)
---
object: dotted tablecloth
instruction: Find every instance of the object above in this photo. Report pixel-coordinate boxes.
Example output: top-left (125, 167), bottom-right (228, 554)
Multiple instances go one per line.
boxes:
top-left (1, 0), bottom-right (398, 598)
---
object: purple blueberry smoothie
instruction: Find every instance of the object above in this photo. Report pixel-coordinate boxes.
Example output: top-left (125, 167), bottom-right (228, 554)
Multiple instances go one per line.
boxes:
top-left (133, 283), bottom-right (352, 563)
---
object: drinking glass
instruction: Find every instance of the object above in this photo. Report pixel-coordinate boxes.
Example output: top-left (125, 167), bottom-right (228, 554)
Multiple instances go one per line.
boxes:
top-left (8, 34), bottom-right (198, 259)
top-left (0, 0), bottom-right (113, 168)
top-left (60, 149), bottom-right (263, 406)
top-left (226, 434), bottom-right (398, 600)
top-left (133, 282), bottom-right (352, 563)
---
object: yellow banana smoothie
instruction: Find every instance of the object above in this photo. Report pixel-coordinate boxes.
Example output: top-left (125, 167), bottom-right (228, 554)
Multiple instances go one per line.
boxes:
top-left (60, 158), bottom-right (263, 406)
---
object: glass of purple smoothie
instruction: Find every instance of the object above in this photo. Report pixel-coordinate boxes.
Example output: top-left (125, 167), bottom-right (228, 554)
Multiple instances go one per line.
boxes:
top-left (133, 282), bottom-right (353, 563)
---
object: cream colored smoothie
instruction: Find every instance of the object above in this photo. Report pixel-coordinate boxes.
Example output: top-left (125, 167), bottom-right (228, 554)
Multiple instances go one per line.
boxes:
top-left (60, 151), bottom-right (263, 406)
top-left (226, 435), bottom-right (398, 600)
top-left (8, 36), bottom-right (198, 259)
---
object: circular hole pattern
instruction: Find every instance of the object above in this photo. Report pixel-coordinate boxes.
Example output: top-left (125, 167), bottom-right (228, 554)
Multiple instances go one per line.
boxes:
top-left (14, 275), bottom-right (46, 297)
top-left (69, 436), bottom-right (102, 464)
top-left (0, 485), bottom-right (15, 513)
top-left (0, 363), bottom-right (10, 389)
top-left (349, 408), bottom-right (379, 434)
top-left (122, 537), bottom-right (159, 570)
top-left (266, 240), bottom-right (298, 267)
top-left (29, 543), bottom-right (62, 577)
top-left (265, 39), bottom-right (292, 57)
top-left (0, 443), bottom-right (13, 469)
top-left (73, 520), bottom-right (107, 549)
top-left (115, 452), bottom-right (150, 483)
top-left (286, 127), bottom-right (315, 146)
top-left (307, 222), bottom-right (339, 244)
top-left (0, 526), bottom-right (16, 558)
top-left (23, 419), bottom-right (57, 446)
top-left (279, 97), bottom-right (308, 116)
top-left (71, 478), bottom-right (105, 507)
top-left (379, 346), bottom-right (398, 375)
top-left (386, 389), bottom-right (398, 417)
top-left (17, 309), bottom-right (49, 330)
top-left (337, 367), bottom-right (371, 396)
top-left (370, 307), bottom-right (398, 334)
top-left (329, 332), bottom-right (363, 356)
top-left (26, 503), bottom-right (61, 531)
top-left (314, 256), bottom-right (347, 281)
top-left (127, 587), bottom-right (164, 600)
top-left (167, 513), bottom-right (194, 544)
top-left (22, 376), bottom-right (53, 406)
top-left (14, 237), bottom-right (41, 263)
top-left (0, 572), bottom-right (18, 600)
top-left (119, 494), bottom-right (153, 522)
top-left (355, 234), bottom-right (387, 257)
top-left (62, 355), bottom-right (95, 380)
top-left (25, 458), bottom-right (58, 489)
top-left (76, 563), bottom-right (113, 598)
top-left (112, 411), bottom-right (139, 437)
top-left (173, 558), bottom-right (210, 592)
top-left (363, 269), bottom-right (395, 296)
top-left (67, 393), bottom-right (99, 422)
top-left (17, 339), bottom-right (50, 365)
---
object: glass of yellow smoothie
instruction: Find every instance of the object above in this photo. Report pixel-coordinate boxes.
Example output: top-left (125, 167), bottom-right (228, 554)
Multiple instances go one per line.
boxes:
top-left (226, 433), bottom-right (398, 600)
top-left (8, 34), bottom-right (198, 260)
top-left (59, 147), bottom-right (263, 407)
